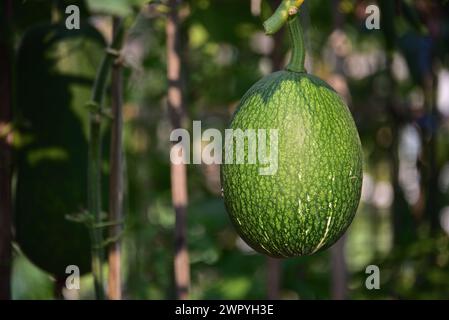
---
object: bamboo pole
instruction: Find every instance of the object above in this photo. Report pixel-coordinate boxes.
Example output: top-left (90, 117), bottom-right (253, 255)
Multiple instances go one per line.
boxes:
top-left (329, 0), bottom-right (348, 300)
top-left (166, 0), bottom-right (190, 300)
top-left (108, 17), bottom-right (124, 300)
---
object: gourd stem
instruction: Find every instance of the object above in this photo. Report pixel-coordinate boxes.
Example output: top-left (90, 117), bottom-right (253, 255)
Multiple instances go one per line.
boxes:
top-left (286, 14), bottom-right (306, 73)
top-left (263, 0), bottom-right (304, 35)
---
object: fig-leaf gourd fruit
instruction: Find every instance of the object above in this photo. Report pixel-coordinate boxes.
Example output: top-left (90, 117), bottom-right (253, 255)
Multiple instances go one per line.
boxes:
top-left (15, 24), bottom-right (106, 277)
top-left (221, 13), bottom-right (363, 257)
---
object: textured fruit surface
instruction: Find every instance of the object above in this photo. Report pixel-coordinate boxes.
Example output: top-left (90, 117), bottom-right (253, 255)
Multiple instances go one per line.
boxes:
top-left (221, 70), bottom-right (363, 257)
top-left (15, 25), bottom-right (106, 277)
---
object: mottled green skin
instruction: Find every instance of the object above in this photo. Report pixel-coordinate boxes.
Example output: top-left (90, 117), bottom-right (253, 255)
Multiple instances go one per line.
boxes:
top-left (15, 25), bottom-right (106, 277)
top-left (221, 71), bottom-right (363, 257)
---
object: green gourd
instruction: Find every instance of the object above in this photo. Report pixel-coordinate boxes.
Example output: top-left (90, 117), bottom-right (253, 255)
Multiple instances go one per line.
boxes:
top-left (15, 24), bottom-right (106, 277)
top-left (221, 6), bottom-right (363, 257)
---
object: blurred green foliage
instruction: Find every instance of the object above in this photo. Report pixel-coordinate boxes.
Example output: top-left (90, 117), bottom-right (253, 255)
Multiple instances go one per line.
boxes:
top-left (7, 0), bottom-right (449, 299)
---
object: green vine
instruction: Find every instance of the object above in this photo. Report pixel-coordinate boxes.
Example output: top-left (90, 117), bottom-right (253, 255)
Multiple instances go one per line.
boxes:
top-left (86, 19), bottom-right (124, 300)
top-left (263, 0), bottom-right (304, 35)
